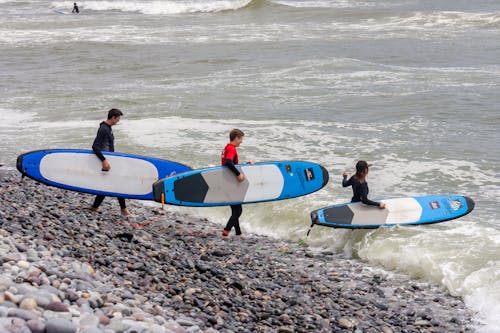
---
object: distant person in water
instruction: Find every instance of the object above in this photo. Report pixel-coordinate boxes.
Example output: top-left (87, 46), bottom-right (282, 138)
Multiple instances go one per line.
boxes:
top-left (72, 2), bottom-right (79, 14)
top-left (89, 108), bottom-right (131, 216)
top-left (342, 160), bottom-right (385, 209)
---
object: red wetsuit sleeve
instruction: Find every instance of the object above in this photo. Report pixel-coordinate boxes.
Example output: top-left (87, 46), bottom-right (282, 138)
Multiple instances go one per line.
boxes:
top-left (221, 144), bottom-right (240, 176)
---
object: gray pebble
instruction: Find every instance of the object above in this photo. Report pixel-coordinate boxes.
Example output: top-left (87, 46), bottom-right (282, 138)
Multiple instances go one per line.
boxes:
top-left (45, 318), bottom-right (77, 333)
top-left (26, 319), bottom-right (46, 333)
top-left (7, 309), bottom-right (38, 321)
top-left (80, 327), bottom-right (104, 333)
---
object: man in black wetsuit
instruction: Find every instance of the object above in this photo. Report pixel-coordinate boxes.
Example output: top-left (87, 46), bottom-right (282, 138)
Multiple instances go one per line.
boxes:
top-left (72, 3), bottom-right (79, 14)
top-left (342, 160), bottom-right (385, 209)
top-left (89, 108), bottom-right (131, 216)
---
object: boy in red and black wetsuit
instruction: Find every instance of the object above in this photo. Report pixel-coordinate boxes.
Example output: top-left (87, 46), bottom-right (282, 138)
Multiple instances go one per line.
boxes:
top-left (221, 129), bottom-right (253, 236)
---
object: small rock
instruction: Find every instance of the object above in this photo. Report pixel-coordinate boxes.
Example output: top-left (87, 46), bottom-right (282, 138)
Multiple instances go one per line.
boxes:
top-left (80, 327), bottom-right (103, 333)
top-left (7, 309), bottom-right (38, 321)
top-left (415, 319), bottom-right (431, 326)
top-left (164, 320), bottom-right (186, 332)
top-left (99, 315), bottom-right (110, 326)
top-left (79, 313), bottom-right (99, 327)
top-left (381, 326), bottom-right (393, 333)
top-left (45, 318), bottom-right (77, 333)
top-left (338, 318), bottom-right (356, 329)
top-left (26, 319), bottom-right (46, 333)
top-left (6, 317), bottom-right (31, 333)
top-left (177, 317), bottom-right (197, 327)
top-left (133, 312), bottom-right (145, 321)
top-left (19, 298), bottom-right (37, 311)
top-left (45, 302), bottom-right (69, 312)
top-left (17, 260), bottom-right (31, 269)
top-left (4, 291), bottom-right (20, 304)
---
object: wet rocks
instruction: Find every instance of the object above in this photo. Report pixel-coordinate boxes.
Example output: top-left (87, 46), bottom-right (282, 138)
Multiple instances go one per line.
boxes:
top-left (0, 169), bottom-right (476, 332)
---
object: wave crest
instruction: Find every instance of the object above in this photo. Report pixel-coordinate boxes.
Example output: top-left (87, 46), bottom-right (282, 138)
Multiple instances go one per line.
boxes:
top-left (51, 0), bottom-right (265, 15)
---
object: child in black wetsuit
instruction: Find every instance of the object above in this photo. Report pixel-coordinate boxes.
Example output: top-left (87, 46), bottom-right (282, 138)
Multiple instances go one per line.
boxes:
top-left (342, 160), bottom-right (385, 209)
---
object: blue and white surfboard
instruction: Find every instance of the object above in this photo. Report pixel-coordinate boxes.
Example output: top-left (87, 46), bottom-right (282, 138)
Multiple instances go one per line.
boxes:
top-left (153, 161), bottom-right (329, 206)
top-left (310, 195), bottom-right (475, 229)
top-left (17, 149), bottom-right (191, 200)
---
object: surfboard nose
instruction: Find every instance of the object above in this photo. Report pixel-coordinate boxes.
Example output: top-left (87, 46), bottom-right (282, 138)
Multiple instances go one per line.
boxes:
top-left (465, 196), bottom-right (475, 214)
top-left (320, 165), bottom-right (329, 187)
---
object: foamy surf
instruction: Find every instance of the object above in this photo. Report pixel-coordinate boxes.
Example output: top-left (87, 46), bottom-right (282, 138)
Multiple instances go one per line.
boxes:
top-left (51, 0), bottom-right (255, 14)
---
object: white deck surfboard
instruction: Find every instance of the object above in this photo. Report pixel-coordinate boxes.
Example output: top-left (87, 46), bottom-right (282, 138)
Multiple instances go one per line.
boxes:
top-left (153, 161), bottom-right (329, 206)
top-left (17, 149), bottom-right (191, 200)
top-left (310, 195), bottom-right (475, 229)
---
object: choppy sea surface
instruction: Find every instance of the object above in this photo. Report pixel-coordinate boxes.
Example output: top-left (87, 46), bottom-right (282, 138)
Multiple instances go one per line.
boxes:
top-left (1, 0), bottom-right (499, 330)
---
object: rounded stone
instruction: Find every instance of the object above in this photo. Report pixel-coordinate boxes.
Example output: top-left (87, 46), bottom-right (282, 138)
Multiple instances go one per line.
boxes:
top-left (45, 302), bottom-right (69, 312)
top-left (17, 261), bottom-right (31, 269)
top-left (26, 319), bottom-right (46, 333)
top-left (19, 298), bottom-right (37, 311)
top-left (45, 318), bottom-right (77, 333)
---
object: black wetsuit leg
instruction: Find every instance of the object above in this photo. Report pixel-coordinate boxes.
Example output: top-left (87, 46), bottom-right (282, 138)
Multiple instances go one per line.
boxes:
top-left (92, 195), bottom-right (105, 208)
top-left (224, 204), bottom-right (243, 235)
top-left (118, 197), bottom-right (126, 210)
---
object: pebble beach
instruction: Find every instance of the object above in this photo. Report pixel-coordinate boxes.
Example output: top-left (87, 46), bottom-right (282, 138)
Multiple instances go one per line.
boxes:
top-left (0, 167), bottom-right (476, 332)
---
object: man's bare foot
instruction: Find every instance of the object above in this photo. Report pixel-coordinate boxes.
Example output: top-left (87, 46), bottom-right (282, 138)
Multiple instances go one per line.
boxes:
top-left (89, 207), bottom-right (98, 212)
top-left (121, 208), bottom-right (132, 216)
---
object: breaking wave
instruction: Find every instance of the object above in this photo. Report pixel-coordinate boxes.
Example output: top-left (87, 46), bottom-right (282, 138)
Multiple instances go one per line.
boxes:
top-left (50, 0), bottom-right (268, 14)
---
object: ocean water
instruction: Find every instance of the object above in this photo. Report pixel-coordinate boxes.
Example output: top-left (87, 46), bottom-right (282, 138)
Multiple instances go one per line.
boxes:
top-left (1, 0), bottom-right (499, 330)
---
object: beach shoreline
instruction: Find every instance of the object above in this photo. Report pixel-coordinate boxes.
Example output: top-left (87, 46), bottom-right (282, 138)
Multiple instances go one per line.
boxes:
top-left (0, 168), bottom-right (476, 332)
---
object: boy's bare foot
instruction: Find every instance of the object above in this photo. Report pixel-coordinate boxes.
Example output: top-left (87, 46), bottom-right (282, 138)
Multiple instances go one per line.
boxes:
top-left (89, 207), bottom-right (98, 212)
top-left (121, 208), bottom-right (132, 216)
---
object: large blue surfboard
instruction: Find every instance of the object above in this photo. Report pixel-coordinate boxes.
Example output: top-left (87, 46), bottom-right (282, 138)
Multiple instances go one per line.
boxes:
top-left (153, 161), bottom-right (329, 206)
top-left (17, 149), bottom-right (191, 200)
top-left (310, 195), bottom-right (474, 229)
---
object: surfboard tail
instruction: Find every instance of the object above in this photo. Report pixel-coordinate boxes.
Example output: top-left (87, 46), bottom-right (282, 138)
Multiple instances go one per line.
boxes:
top-left (152, 180), bottom-right (164, 203)
top-left (310, 210), bottom-right (319, 225)
top-left (16, 154), bottom-right (24, 174)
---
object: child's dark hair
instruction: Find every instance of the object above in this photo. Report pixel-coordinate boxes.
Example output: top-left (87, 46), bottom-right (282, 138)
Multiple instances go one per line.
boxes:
top-left (355, 160), bottom-right (369, 180)
top-left (230, 129), bottom-right (244, 141)
top-left (107, 108), bottom-right (123, 119)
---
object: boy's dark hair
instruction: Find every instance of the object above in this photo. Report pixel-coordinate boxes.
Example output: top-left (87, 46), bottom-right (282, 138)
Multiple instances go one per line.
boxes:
top-left (107, 108), bottom-right (123, 119)
top-left (230, 129), bottom-right (244, 141)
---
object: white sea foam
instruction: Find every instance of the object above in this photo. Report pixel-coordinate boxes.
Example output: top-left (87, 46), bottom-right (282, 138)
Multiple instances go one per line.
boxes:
top-left (0, 109), bottom-right (35, 129)
top-left (51, 0), bottom-right (253, 14)
top-left (397, 11), bottom-right (500, 30)
top-left (2, 11), bottom-right (499, 46)
top-left (463, 265), bottom-right (500, 332)
top-left (272, 0), bottom-right (385, 9)
top-left (353, 223), bottom-right (500, 332)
